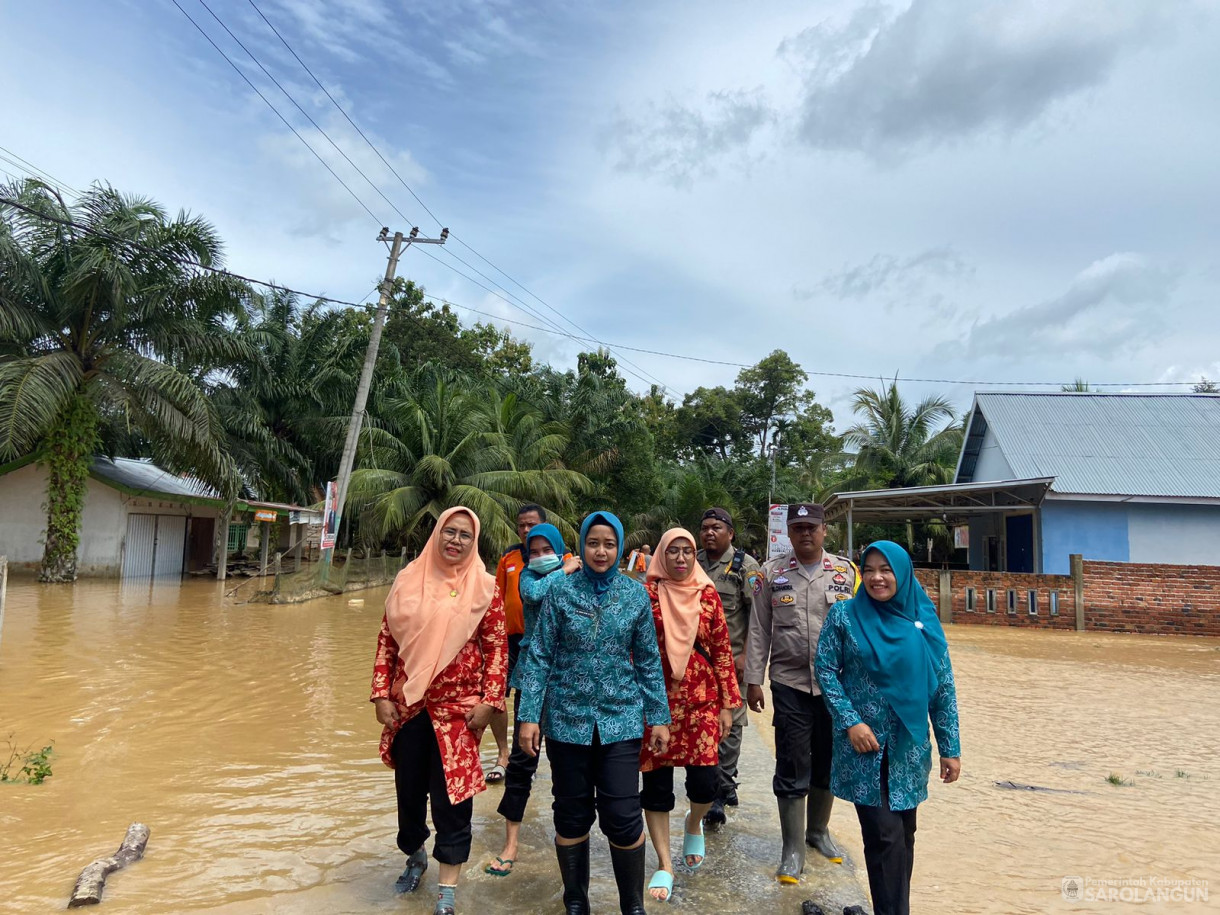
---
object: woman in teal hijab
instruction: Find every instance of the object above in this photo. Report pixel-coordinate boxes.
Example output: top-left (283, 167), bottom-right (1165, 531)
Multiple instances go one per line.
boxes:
top-left (815, 541), bottom-right (961, 915)
top-left (515, 511), bottom-right (672, 915)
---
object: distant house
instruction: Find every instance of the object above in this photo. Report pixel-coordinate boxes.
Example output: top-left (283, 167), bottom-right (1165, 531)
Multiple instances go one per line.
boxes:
top-left (0, 455), bottom-right (318, 580)
top-left (825, 393), bottom-right (1220, 573)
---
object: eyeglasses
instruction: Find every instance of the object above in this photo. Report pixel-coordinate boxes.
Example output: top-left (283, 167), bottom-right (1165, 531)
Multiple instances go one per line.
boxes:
top-left (665, 546), bottom-right (695, 558)
top-left (440, 528), bottom-right (474, 544)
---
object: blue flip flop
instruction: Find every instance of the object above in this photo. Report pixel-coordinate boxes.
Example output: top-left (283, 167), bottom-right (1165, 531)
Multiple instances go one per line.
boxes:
top-left (682, 829), bottom-right (706, 871)
top-left (648, 869), bottom-right (675, 901)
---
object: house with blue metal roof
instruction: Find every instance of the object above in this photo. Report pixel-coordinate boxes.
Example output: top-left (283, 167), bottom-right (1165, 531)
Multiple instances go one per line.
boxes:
top-left (825, 392), bottom-right (1220, 574)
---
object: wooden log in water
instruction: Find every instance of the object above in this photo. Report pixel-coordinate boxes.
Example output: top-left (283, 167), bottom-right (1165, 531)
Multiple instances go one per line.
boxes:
top-left (68, 823), bottom-right (150, 908)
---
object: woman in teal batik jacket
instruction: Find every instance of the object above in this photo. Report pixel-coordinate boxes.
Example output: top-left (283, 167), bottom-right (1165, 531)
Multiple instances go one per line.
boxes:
top-left (516, 511), bottom-right (672, 915)
top-left (815, 540), bottom-right (961, 915)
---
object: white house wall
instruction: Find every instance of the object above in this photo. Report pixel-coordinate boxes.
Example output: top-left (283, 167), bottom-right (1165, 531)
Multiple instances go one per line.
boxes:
top-left (0, 462), bottom-right (220, 576)
top-left (0, 463), bottom-right (126, 573)
top-left (0, 463), bottom-right (55, 568)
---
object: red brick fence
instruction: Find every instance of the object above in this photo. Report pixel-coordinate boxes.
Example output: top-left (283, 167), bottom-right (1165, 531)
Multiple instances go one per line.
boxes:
top-left (913, 557), bottom-right (1220, 638)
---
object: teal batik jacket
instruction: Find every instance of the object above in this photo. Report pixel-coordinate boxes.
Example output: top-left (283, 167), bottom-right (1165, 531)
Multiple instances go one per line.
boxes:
top-left (814, 600), bottom-right (960, 811)
top-left (515, 571), bottom-right (671, 745)
top-left (508, 566), bottom-right (564, 691)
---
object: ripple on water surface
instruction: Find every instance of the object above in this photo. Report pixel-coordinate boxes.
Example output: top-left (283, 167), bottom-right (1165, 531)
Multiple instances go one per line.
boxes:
top-left (0, 579), bottom-right (1216, 913)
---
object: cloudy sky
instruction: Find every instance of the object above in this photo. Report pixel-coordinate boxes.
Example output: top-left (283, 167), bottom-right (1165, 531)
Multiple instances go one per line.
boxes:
top-left (3, 0), bottom-right (1218, 426)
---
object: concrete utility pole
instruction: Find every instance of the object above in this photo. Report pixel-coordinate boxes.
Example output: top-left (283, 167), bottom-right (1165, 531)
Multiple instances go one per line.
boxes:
top-left (320, 227), bottom-right (448, 580)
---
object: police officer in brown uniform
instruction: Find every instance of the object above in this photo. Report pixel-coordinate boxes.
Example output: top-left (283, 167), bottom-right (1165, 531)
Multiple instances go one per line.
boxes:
top-left (745, 503), bottom-right (858, 885)
top-left (695, 507), bottom-right (764, 829)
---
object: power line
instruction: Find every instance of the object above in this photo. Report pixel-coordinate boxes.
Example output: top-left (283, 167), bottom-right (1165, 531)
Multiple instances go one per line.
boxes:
top-left (179, 0), bottom-right (663, 390)
top-left (236, 0), bottom-right (669, 391)
top-left (2, 193), bottom-right (1205, 391)
top-left (0, 147), bottom-right (84, 199)
top-left (192, 0), bottom-right (422, 231)
top-left (168, 0), bottom-right (384, 226)
top-left (243, 0), bottom-right (443, 228)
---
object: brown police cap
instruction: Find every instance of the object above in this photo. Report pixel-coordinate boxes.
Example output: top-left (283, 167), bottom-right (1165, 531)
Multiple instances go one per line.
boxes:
top-left (787, 503), bottom-right (824, 524)
top-left (702, 507), bottom-right (734, 528)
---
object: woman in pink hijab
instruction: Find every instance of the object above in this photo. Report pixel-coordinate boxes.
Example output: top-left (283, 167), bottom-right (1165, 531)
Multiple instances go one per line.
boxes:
top-left (639, 527), bottom-right (742, 901)
top-left (370, 507), bottom-right (508, 915)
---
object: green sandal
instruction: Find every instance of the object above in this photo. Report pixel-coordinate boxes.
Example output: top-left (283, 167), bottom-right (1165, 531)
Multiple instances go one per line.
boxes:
top-left (648, 869), bottom-right (675, 901)
top-left (484, 856), bottom-right (515, 877)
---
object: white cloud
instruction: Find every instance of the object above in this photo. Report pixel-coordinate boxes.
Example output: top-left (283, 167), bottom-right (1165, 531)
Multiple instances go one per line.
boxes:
top-left (603, 89), bottom-right (775, 187)
top-left (788, 0), bottom-right (1182, 156)
top-left (945, 253), bottom-right (1178, 361)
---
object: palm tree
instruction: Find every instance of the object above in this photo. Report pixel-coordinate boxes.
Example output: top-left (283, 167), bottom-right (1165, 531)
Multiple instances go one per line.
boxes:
top-left (347, 370), bottom-right (591, 556)
top-left (211, 289), bottom-right (365, 504)
top-left (1061, 379), bottom-right (1092, 392)
top-left (843, 382), bottom-right (962, 489)
top-left (0, 180), bottom-right (247, 580)
top-left (628, 457), bottom-right (762, 548)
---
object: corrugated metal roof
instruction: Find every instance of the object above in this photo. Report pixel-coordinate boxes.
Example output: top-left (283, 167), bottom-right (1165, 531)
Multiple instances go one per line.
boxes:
top-left (960, 393), bottom-right (1220, 498)
top-left (90, 457), bottom-right (220, 499)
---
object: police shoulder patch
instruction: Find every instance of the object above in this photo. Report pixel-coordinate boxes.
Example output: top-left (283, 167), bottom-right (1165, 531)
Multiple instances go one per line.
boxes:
top-left (748, 571), bottom-right (765, 594)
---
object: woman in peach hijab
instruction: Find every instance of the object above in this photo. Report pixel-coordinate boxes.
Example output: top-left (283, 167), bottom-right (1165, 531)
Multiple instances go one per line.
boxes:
top-left (370, 507), bottom-right (508, 915)
top-left (639, 527), bottom-right (742, 901)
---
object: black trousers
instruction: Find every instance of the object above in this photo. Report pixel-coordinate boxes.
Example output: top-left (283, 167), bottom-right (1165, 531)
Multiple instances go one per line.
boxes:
top-left (640, 764), bottom-right (718, 812)
top-left (770, 682), bottom-right (833, 798)
top-left (497, 688), bottom-right (541, 823)
top-left (546, 731), bottom-right (643, 846)
top-left (854, 753), bottom-right (917, 915)
top-left (391, 711), bottom-right (473, 865)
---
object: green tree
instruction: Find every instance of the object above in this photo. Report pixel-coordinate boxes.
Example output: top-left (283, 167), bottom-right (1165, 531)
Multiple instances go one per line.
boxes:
top-left (1061, 379), bottom-right (1092, 392)
top-left (347, 370), bottom-right (591, 556)
top-left (736, 350), bottom-right (812, 455)
top-left (843, 382), bottom-right (962, 490)
top-left (0, 180), bottom-right (246, 581)
top-left (211, 289), bottom-right (366, 504)
top-left (381, 278), bottom-right (532, 377)
top-left (673, 385), bottom-right (747, 459)
top-left (513, 349), bottom-right (663, 520)
top-left (1192, 377), bottom-right (1218, 393)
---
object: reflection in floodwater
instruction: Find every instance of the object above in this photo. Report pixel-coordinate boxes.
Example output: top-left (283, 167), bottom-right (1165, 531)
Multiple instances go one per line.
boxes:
top-left (0, 579), bottom-right (1217, 914)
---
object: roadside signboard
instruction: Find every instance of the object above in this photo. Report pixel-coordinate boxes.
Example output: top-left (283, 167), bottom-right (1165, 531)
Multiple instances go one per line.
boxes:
top-left (767, 504), bottom-right (791, 562)
top-left (321, 481), bottom-right (338, 550)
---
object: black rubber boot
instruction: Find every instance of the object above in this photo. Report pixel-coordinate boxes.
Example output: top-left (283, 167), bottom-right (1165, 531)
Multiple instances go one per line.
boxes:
top-left (703, 797), bottom-right (727, 829)
top-left (555, 840), bottom-right (590, 915)
top-left (802, 903), bottom-right (827, 915)
top-left (608, 842), bottom-right (647, 915)
top-left (805, 788), bottom-right (843, 862)
top-left (395, 848), bottom-right (428, 893)
top-left (777, 797), bottom-right (806, 885)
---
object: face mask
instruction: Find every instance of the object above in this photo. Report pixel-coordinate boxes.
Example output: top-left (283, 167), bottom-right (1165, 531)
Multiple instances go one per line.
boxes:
top-left (528, 555), bottom-right (563, 574)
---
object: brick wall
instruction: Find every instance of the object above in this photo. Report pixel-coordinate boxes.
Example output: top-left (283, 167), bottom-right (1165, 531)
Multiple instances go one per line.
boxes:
top-left (911, 559), bottom-right (1220, 637)
top-left (916, 568), bottom-right (1077, 629)
top-left (1082, 561), bottom-right (1220, 637)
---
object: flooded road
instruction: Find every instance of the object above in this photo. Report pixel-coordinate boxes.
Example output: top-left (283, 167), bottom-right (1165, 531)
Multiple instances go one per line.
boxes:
top-left (1, 578), bottom-right (1216, 913)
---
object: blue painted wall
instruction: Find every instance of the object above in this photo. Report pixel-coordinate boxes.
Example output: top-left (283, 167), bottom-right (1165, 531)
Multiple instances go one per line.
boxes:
top-left (1040, 500), bottom-right (1130, 574)
top-left (1126, 503), bottom-right (1220, 564)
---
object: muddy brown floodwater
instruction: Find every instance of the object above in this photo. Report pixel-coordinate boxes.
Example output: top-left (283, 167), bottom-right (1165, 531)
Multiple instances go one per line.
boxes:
top-left (1, 579), bottom-right (1217, 914)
